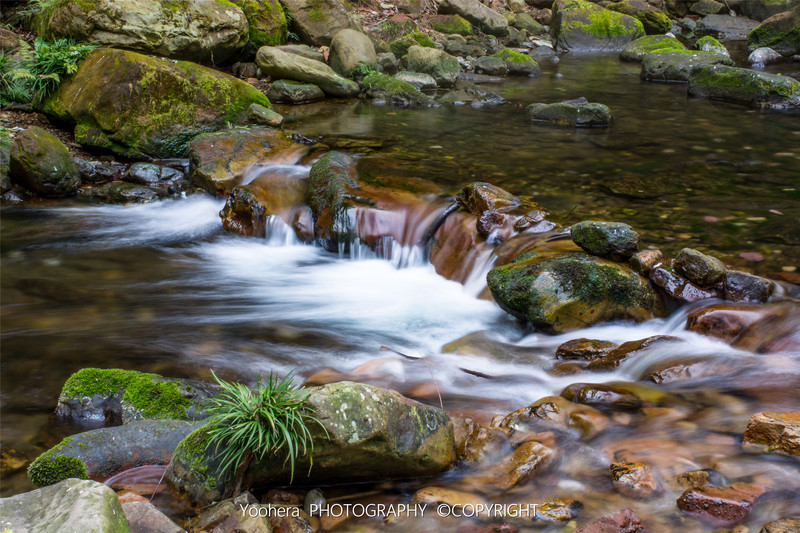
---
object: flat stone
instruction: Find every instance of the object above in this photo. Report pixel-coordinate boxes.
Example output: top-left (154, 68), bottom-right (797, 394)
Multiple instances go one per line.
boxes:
top-left (760, 518), bottom-right (800, 533)
top-left (677, 484), bottom-right (767, 527)
top-left (561, 383), bottom-right (643, 410)
top-left (527, 97), bottom-right (612, 127)
top-left (696, 14), bottom-right (760, 40)
top-left (556, 338), bottom-right (618, 360)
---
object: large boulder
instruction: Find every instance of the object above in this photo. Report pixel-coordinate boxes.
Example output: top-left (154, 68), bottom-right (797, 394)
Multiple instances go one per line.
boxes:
top-left (406, 45), bottom-right (462, 87)
top-left (169, 382), bottom-right (456, 503)
top-left (42, 48), bottom-right (271, 158)
top-left (189, 127), bottom-right (297, 195)
top-left (487, 252), bottom-right (661, 332)
top-left (608, 0), bottom-right (672, 34)
top-left (329, 29), bottom-right (378, 77)
top-left (235, 0), bottom-right (288, 47)
top-left (362, 72), bottom-right (434, 106)
top-left (688, 65), bottom-right (800, 108)
top-left (526, 97), bottom-right (612, 127)
top-left (742, 0), bottom-right (800, 21)
top-left (28, 419), bottom-right (203, 487)
top-left (551, 0), bottom-right (645, 52)
top-left (748, 5), bottom-right (800, 56)
top-left (439, 0), bottom-right (509, 35)
top-left (0, 479), bottom-right (130, 533)
top-left (641, 51), bottom-right (733, 82)
top-left (267, 79), bottom-right (325, 103)
top-left (255, 46), bottom-right (360, 97)
top-left (9, 126), bottom-right (81, 197)
top-left (279, 0), bottom-right (360, 46)
top-left (620, 35), bottom-right (687, 62)
top-left (34, 0), bottom-right (249, 63)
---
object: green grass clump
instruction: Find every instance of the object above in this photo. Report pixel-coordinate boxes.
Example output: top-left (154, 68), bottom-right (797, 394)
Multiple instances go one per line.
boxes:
top-left (495, 48), bottom-right (535, 64)
top-left (28, 438), bottom-right (89, 487)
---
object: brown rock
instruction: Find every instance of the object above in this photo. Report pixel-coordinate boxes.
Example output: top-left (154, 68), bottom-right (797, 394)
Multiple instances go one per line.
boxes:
top-left (649, 266), bottom-right (720, 302)
top-left (574, 509), bottom-right (644, 533)
top-left (629, 249), bottom-right (663, 275)
top-left (609, 462), bottom-right (659, 498)
top-left (487, 440), bottom-right (555, 490)
top-left (561, 383), bottom-right (643, 411)
top-left (588, 335), bottom-right (680, 371)
top-left (724, 270), bottom-right (773, 303)
top-left (500, 395), bottom-right (610, 439)
top-left (760, 518), bottom-right (800, 533)
top-left (686, 303), bottom-right (767, 343)
top-left (673, 470), bottom-right (710, 489)
top-left (412, 486), bottom-right (489, 512)
top-left (531, 498), bottom-right (583, 523)
top-left (732, 303), bottom-right (800, 353)
top-left (645, 357), bottom-right (737, 384)
top-left (677, 484), bottom-right (767, 527)
top-left (122, 501), bottom-right (185, 533)
top-left (673, 247), bottom-right (726, 287)
top-left (742, 412), bottom-right (800, 456)
top-left (555, 338), bottom-right (618, 360)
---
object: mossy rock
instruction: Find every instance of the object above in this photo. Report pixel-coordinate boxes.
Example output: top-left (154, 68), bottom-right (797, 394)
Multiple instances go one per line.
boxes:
top-left (696, 35), bottom-right (729, 56)
top-left (362, 72), bottom-right (434, 106)
top-left (80, 181), bottom-right (170, 204)
top-left (233, 0), bottom-right (288, 47)
top-left (42, 48), bottom-right (271, 158)
top-left (513, 13), bottom-right (547, 35)
top-left (487, 252), bottom-right (662, 332)
top-left (748, 5), bottom-right (800, 56)
top-left (9, 126), bottom-right (81, 197)
top-left (279, 0), bottom-right (361, 46)
top-left (406, 45), bottom-right (461, 87)
top-left (620, 35), bottom-right (687, 62)
top-left (256, 45), bottom-right (360, 97)
top-left (438, 0), bottom-right (509, 36)
top-left (495, 48), bottom-right (542, 76)
top-left (267, 79), bottom-right (326, 103)
top-left (607, 0), bottom-right (672, 35)
top-left (55, 367), bottom-right (219, 424)
top-left (389, 31), bottom-right (437, 57)
top-left (526, 97), bottom-right (612, 127)
top-left (551, 0), bottom-right (646, 52)
top-left (688, 64), bottom-right (800, 108)
top-left (570, 220), bottom-right (640, 261)
top-left (431, 14), bottom-right (474, 36)
top-left (641, 50), bottom-right (733, 82)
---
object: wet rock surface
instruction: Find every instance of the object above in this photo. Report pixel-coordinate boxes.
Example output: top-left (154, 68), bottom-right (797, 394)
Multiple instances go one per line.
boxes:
top-left (743, 411), bottom-right (800, 456)
top-left (9, 126), bottom-right (81, 197)
top-left (677, 483), bottom-right (767, 526)
top-left (570, 220), bottom-right (640, 261)
top-left (526, 97), bottom-right (612, 127)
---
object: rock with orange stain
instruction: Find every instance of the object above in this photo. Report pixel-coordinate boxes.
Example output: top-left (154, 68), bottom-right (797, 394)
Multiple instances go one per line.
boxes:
top-left (555, 338), bottom-right (618, 360)
top-left (500, 395), bottom-right (611, 439)
top-left (743, 411), bottom-right (800, 456)
top-left (609, 461), bottom-right (660, 499)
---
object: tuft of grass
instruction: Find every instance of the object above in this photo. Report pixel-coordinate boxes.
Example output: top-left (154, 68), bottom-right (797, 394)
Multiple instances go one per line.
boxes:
top-left (205, 370), bottom-right (322, 495)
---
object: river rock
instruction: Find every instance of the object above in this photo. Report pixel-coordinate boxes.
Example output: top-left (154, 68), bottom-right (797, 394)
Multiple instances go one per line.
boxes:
top-left (686, 303), bottom-right (768, 342)
top-left (748, 5), bottom-right (800, 56)
top-left (561, 383), bottom-right (643, 410)
top-left (551, 0), bottom-right (645, 52)
top-left (608, 0), bottom-right (672, 34)
top-left (570, 221), bottom-right (639, 261)
top-left (500, 395), bottom-right (611, 439)
top-left (431, 14), bottom-right (475, 36)
top-left (641, 51), bottom-right (732, 81)
top-left (556, 338), bottom-right (617, 360)
top-left (749, 46), bottom-right (784, 65)
top-left (81, 181), bottom-right (170, 204)
top-left (724, 270), bottom-right (773, 302)
top-left (279, 0), bottom-right (360, 46)
top-left (267, 79), bottom-right (325, 103)
top-left (691, 0), bottom-right (726, 15)
top-left (439, 81), bottom-right (506, 106)
top-left (34, 0), bottom-right (248, 63)
top-left (732, 302), bottom-right (800, 353)
top-left (514, 12), bottom-right (547, 34)
top-left (526, 97), bottom-right (612, 127)
top-left (760, 518), bottom-right (800, 533)
top-left (743, 0), bottom-right (800, 21)
top-left (673, 248), bottom-right (726, 287)
top-left (329, 29), bottom-right (378, 77)
top-left (697, 13), bottom-right (760, 39)
top-left (189, 127), bottom-right (296, 195)
top-left (122, 501), bottom-right (185, 533)
top-left (122, 162), bottom-right (184, 189)
top-left (169, 381), bottom-right (456, 503)
top-left (649, 265), bottom-right (720, 302)
top-left (742, 412), bottom-right (800, 456)
top-left (495, 48), bottom-right (542, 76)
top-left (362, 72), bottom-right (434, 106)
top-left (413, 486), bottom-right (489, 511)
top-left (587, 335), bottom-right (680, 371)
top-left (439, 0), bottom-right (509, 36)
top-left (394, 71), bottom-right (438, 90)
top-left (74, 158), bottom-right (125, 184)
top-left (42, 48), bottom-right (270, 158)
top-left (407, 45), bottom-right (462, 87)
top-left (609, 462), bottom-right (659, 498)
top-left (620, 35), bottom-right (687, 62)
top-left (278, 44), bottom-right (326, 62)
top-left (9, 126), bottom-right (81, 197)
top-left (688, 64), bottom-right (800, 108)
top-left (256, 46), bottom-right (360, 97)
top-left (306, 150), bottom-right (359, 250)
top-left (696, 35), bottom-right (730, 57)
top-left (475, 55), bottom-right (509, 76)
top-left (193, 493), bottom-right (269, 533)
top-left (573, 509), bottom-right (644, 533)
top-left (378, 52), bottom-right (399, 74)
top-left (477, 440), bottom-right (555, 490)
top-left (629, 249), bottom-right (663, 274)
top-left (54, 367), bottom-right (217, 424)
top-left (0, 27), bottom-right (20, 51)
top-left (446, 38), bottom-right (488, 57)
top-left (0, 478), bottom-right (130, 533)
top-left (488, 252), bottom-right (659, 332)
top-left (677, 483), bottom-right (767, 527)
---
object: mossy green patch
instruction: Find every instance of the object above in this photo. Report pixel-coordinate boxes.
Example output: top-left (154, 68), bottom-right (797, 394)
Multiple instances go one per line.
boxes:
top-left (558, 0), bottom-right (644, 41)
top-left (234, 0), bottom-right (288, 47)
top-left (362, 72), bottom-right (432, 106)
top-left (175, 424), bottom-right (218, 492)
top-left (306, 0), bottom-right (326, 23)
top-left (621, 35), bottom-right (686, 61)
top-left (690, 64), bottom-right (800, 105)
top-left (495, 48), bottom-right (535, 64)
top-left (432, 15), bottom-right (473, 36)
top-left (62, 368), bottom-right (192, 419)
top-left (389, 32), bottom-right (436, 57)
top-left (28, 438), bottom-right (89, 487)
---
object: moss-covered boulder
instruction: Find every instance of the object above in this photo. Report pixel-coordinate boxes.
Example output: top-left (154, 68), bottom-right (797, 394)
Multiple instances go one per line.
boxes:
top-left (34, 0), bottom-right (248, 63)
top-left (234, 0), bottom-right (288, 47)
top-left (570, 220), bottom-right (640, 261)
top-left (495, 48), bottom-right (542, 75)
top-left (329, 29), bottom-right (378, 77)
top-left (169, 382), bottom-right (456, 504)
top-left (306, 151), bottom-right (360, 250)
top-left (279, 0), bottom-right (361, 46)
top-left (255, 46), bottom-right (360, 97)
top-left (362, 72), bottom-right (434, 106)
top-left (608, 0), bottom-right (672, 34)
top-left (620, 34), bottom-right (687, 62)
top-left (394, 71), bottom-right (437, 90)
top-left (742, 0), bottom-right (800, 22)
top-left (514, 13), bottom-right (547, 34)
top-left (696, 35), bottom-right (730, 57)
top-left (407, 45), bottom-right (461, 87)
top-left (551, 0), bottom-right (645, 51)
top-left (748, 5), bottom-right (800, 56)
top-left (475, 55), bottom-right (508, 76)
top-left (688, 64), bottom-right (800, 108)
top-left (526, 97), bottom-right (612, 127)
top-left (9, 126), bottom-right (81, 197)
top-left (389, 32), bottom-right (437, 58)
top-left (487, 252), bottom-right (661, 332)
top-left (439, 0), bottom-right (509, 36)
top-left (0, 479), bottom-right (130, 533)
top-left (267, 79), bottom-right (325, 103)
top-left (189, 127), bottom-right (297, 195)
top-left (54, 368), bottom-right (218, 424)
top-left (641, 51), bottom-right (733, 82)
top-left (28, 419), bottom-right (203, 487)
top-left (430, 14), bottom-right (474, 35)
top-left (42, 48), bottom-right (270, 158)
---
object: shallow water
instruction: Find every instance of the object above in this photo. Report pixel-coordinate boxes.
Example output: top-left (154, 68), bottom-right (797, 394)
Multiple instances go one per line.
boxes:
top-left (1, 50), bottom-right (800, 531)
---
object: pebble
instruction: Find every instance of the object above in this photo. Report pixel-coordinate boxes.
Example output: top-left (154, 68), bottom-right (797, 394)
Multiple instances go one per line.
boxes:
top-left (739, 252), bottom-right (765, 262)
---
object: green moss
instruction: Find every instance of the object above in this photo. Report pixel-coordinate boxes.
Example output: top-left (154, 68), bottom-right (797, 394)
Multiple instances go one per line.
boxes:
top-left (624, 35), bottom-right (686, 56)
top-left (389, 32), bottom-right (436, 57)
top-left (306, 0), bottom-right (326, 23)
top-left (691, 64), bottom-right (800, 102)
top-left (561, 0), bottom-right (644, 39)
top-left (28, 438), bottom-right (88, 487)
top-left (362, 72), bottom-right (431, 106)
top-left (495, 48), bottom-right (535, 64)
top-left (432, 15), bottom-right (473, 36)
top-left (62, 368), bottom-right (192, 419)
top-left (748, 24), bottom-right (800, 52)
top-left (175, 424), bottom-right (218, 491)
top-left (696, 35), bottom-right (722, 49)
top-left (234, 0), bottom-right (288, 47)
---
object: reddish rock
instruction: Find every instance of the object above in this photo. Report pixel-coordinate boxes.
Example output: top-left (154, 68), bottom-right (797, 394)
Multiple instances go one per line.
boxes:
top-left (629, 249), bottom-right (663, 274)
top-left (686, 303), bottom-right (767, 343)
top-left (609, 462), bottom-right (659, 498)
top-left (556, 338), bottom-right (617, 360)
top-left (500, 395), bottom-right (610, 439)
top-left (649, 266), bottom-right (719, 302)
top-left (587, 335), bottom-right (680, 371)
top-left (742, 412), bottom-right (800, 456)
top-left (477, 440), bottom-right (555, 490)
top-left (574, 509), bottom-right (644, 533)
top-left (677, 484), bottom-right (767, 527)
